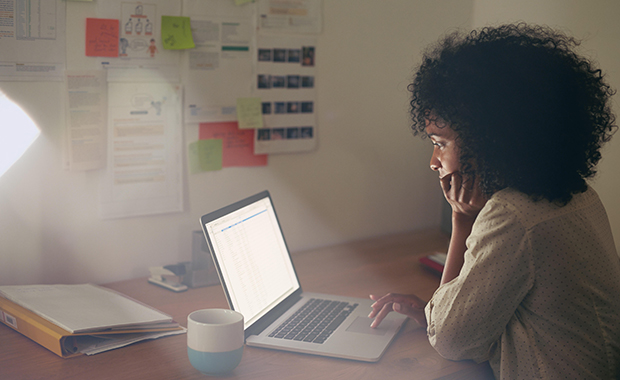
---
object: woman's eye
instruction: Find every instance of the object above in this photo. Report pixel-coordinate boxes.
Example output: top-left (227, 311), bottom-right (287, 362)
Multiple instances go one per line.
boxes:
top-left (431, 141), bottom-right (443, 148)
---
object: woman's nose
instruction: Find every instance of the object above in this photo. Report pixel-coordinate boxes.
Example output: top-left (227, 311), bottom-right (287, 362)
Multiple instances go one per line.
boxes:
top-left (430, 153), bottom-right (440, 171)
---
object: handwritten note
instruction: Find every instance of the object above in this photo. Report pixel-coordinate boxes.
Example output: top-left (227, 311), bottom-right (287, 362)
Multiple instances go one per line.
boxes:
top-left (161, 16), bottom-right (195, 50)
top-left (236, 97), bottom-right (264, 129)
top-left (188, 139), bottom-right (223, 173)
top-left (86, 18), bottom-right (119, 57)
top-left (199, 122), bottom-right (268, 167)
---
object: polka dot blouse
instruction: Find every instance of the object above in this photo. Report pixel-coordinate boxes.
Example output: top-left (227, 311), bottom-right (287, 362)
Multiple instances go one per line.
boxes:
top-left (425, 186), bottom-right (620, 379)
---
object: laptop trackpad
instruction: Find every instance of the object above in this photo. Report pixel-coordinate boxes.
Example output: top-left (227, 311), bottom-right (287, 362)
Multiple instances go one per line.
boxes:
top-left (345, 317), bottom-right (392, 336)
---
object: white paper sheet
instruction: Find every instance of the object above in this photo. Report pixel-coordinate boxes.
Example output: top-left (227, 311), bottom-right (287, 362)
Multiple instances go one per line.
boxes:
top-left (65, 70), bottom-right (107, 171)
top-left (257, 0), bottom-right (322, 34)
top-left (96, 0), bottom-right (182, 82)
top-left (182, 0), bottom-right (256, 123)
top-left (100, 82), bottom-right (183, 219)
top-left (0, 0), bottom-right (66, 81)
top-left (254, 35), bottom-right (317, 154)
top-left (80, 328), bottom-right (186, 355)
top-left (0, 284), bottom-right (174, 333)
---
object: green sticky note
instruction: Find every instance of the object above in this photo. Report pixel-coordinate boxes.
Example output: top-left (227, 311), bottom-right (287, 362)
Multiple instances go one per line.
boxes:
top-left (188, 139), bottom-right (223, 174)
top-left (161, 16), bottom-right (195, 50)
top-left (236, 97), bottom-right (263, 129)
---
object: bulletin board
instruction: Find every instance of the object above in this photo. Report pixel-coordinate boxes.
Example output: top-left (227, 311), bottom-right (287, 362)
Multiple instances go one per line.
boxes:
top-left (0, 0), bottom-right (322, 219)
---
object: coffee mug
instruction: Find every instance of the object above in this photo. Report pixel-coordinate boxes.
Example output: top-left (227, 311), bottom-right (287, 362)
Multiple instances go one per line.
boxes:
top-left (187, 309), bottom-right (244, 375)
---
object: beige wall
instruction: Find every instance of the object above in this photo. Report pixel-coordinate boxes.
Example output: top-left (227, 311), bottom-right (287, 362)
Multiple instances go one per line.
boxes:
top-left (0, 1), bottom-right (472, 285)
top-left (472, 0), bottom-right (620, 253)
top-left (3, 1), bottom-right (616, 286)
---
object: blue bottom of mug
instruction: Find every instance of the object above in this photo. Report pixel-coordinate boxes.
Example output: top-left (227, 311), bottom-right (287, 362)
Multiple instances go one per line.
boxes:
top-left (188, 346), bottom-right (244, 375)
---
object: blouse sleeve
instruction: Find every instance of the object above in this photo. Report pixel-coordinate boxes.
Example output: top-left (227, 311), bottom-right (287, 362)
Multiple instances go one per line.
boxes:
top-left (425, 199), bottom-right (535, 363)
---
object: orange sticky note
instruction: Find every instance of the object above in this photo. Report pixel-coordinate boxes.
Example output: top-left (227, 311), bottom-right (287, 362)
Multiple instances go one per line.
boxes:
top-left (86, 18), bottom-right (119, 57)
top-left (199, 122), bottom-right (267, 167)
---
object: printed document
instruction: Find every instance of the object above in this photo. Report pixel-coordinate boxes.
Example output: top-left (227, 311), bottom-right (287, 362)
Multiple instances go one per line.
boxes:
top-left (96, 0), bottom-right (182, 82)
top-left (182, 0), bottom-right (255, 123)
top-left (65, 70), bottom-right (107, 171)
top-left (100, 82), bottom-right (183, 219)
top-left (0, 0), bottom-right (66, 81)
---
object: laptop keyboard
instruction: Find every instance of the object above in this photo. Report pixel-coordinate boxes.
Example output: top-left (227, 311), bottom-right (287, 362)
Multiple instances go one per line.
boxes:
top-left (268, 298), bottom-right (358, 344)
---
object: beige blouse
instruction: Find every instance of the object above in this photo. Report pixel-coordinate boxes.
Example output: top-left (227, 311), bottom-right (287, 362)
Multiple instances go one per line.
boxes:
top-left (425, 186), bottom-right (620, 379)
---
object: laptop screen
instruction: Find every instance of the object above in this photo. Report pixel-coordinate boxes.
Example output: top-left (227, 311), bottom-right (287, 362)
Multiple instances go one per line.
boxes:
top-left (203, 194), bottom-right (301, 330)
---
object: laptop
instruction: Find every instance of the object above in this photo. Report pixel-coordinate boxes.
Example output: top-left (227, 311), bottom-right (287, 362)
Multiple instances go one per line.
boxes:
top-left (199, 190), bottom-right (407, 362)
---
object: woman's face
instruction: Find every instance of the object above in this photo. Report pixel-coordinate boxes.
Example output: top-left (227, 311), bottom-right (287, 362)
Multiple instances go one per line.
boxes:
top-left (425, 118), bottom-right (460, 178)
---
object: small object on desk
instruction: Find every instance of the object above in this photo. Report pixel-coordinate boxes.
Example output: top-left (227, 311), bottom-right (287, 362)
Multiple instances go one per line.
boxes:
top-left (187, 309), bottom-right (244, 375)
top-left (187, 230), bottom-right (221, 288)
top-left (0, 284), bottom-right (184, 357)
top-left (148, 265), bottom-right (189, 292)
top-left (419, 252), bottom-right (447, 275)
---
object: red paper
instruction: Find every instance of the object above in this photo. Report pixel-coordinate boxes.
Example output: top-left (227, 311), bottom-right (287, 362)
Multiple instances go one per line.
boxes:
top-left (86, 18), bottom-right (119, 57)
top-left (199, 122), bottom-right (268, 167)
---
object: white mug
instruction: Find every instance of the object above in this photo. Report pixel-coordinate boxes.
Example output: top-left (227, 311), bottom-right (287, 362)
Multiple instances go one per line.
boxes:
top-left (187, 309), bottom-right (244, 375)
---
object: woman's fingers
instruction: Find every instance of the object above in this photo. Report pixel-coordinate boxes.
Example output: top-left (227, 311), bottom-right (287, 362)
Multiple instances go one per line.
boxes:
top-left (439, 172), bottom-right (487, 218)
top-left (368, 293), bottom-right (428, 328)
top-left (370, 302), bottom-right (395, 328)
top-left (439, 174), bottom-right (453, 196)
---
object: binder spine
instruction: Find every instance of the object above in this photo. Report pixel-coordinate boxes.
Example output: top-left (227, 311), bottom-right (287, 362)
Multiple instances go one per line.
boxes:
top-left (0, 297), bottom-right (72, 357)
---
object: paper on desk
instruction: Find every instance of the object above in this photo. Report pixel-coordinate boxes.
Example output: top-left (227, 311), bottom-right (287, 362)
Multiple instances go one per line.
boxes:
top-left (0, 284), bottom-right (176, 334)
top-left (76, 328), bottom-right (186, 355)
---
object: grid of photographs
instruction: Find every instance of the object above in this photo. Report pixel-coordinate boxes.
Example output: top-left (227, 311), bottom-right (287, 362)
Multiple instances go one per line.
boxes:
top-left (257, 126), bottom-right (314, 141)
top-left (256, 36), bottom-right (317, 154)
top-left (261, 101), bottom-right (313, 115)
top-left (257, 74), bottom-right (314, 89)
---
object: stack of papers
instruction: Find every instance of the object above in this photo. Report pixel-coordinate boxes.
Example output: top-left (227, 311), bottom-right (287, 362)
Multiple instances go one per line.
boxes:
top-left (0, 284), bottom-right (185, 357)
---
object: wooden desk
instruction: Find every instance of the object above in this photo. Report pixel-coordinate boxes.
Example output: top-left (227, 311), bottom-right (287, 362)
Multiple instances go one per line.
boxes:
top-left (0, 229), bottom-right (494, 380)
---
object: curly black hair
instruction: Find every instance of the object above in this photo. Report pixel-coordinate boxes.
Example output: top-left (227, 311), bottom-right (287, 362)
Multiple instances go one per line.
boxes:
top-left (409, 23), bottom-right (617, 205)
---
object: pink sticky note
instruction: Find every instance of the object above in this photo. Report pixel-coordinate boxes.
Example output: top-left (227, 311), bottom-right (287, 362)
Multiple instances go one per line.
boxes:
top-left (86, 18), bottom-right (119, 57)
top-left (199, 122), bottom-right (268, 167)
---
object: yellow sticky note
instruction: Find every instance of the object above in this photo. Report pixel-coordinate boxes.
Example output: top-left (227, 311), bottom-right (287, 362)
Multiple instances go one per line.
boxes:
top-left (161, 16), bottom-right (195, 50)
top-left (188, 139), bottom-right (223, 173)
top-left (236, 97), bottom-right (263, 129)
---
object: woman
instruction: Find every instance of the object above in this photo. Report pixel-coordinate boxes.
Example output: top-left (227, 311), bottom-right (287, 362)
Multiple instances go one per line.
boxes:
top-left (369, 23), bottom-right (620, 379)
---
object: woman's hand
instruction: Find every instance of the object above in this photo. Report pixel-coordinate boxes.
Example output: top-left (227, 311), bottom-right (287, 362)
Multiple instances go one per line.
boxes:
top-left (368, 293), bottom-right (427, 328)
top-left (440, 171), bottom-right (487, 220)
top-left (439, 172), bottom-right (488, 284)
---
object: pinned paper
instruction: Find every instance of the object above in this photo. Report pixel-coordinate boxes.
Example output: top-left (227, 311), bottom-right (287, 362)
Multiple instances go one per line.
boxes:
top-left (188, 139), bottom-right (223, 173)
top-left (161, 16), bottom-right (195, 50)
top-left (234, 0), bottom-right (255, 5)
top-left (199, 122), bottom-right (267, 167)
top-left (86, 18), bottom-right (119, 57)
top-left (236, 97), bottom-right (263, 129)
